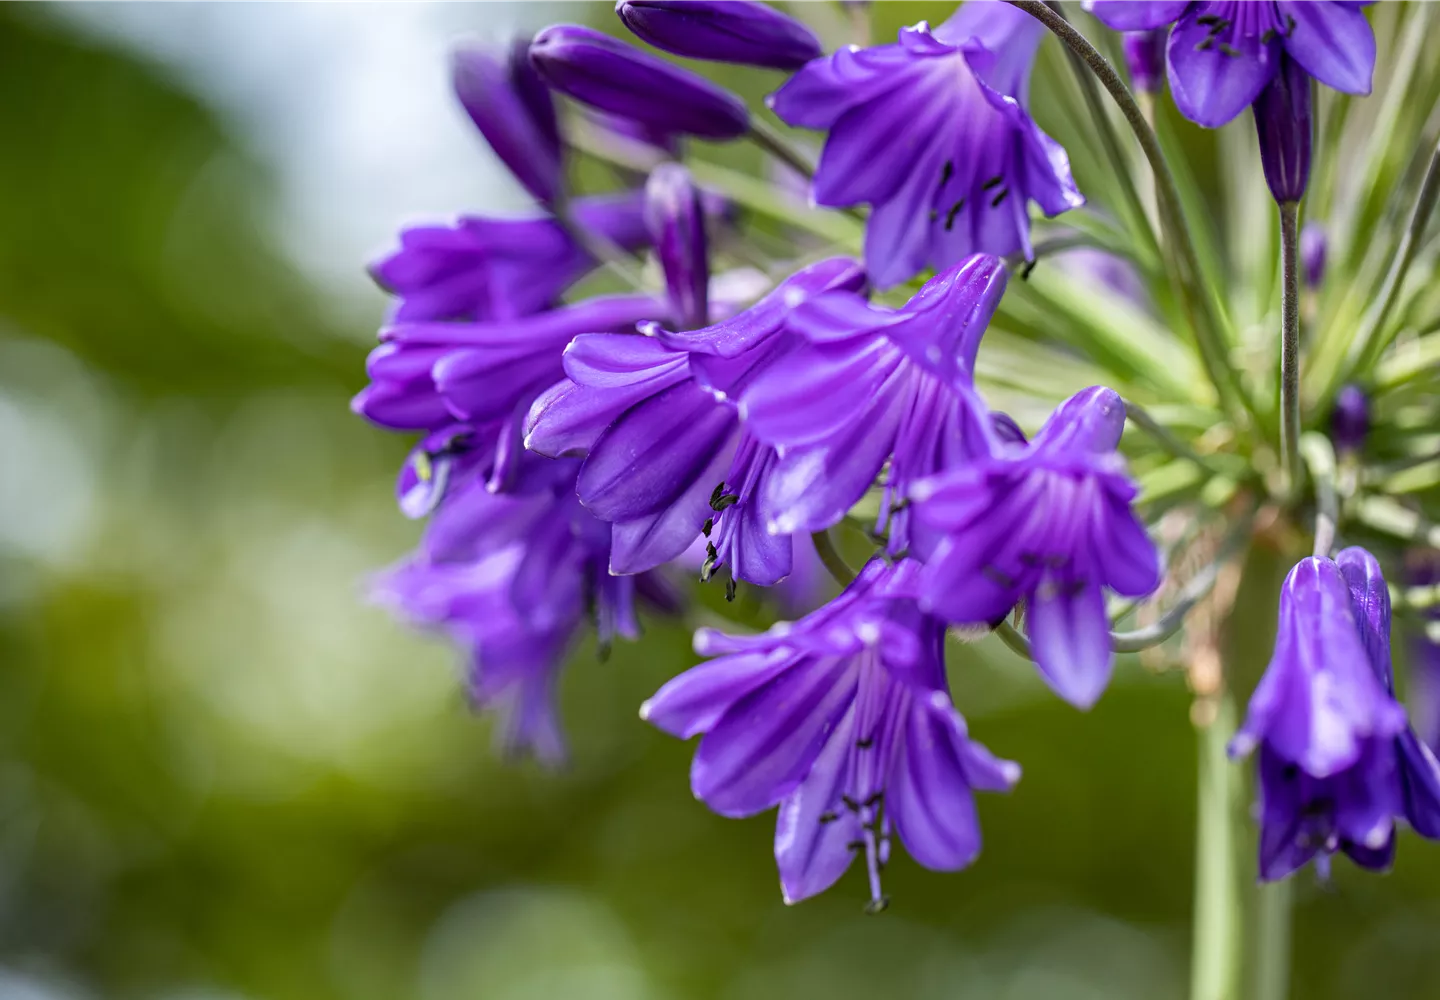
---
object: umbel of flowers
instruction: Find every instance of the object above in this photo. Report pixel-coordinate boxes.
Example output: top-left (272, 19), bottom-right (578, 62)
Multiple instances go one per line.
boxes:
top-left (353, 0), bottom-right (1440, 978)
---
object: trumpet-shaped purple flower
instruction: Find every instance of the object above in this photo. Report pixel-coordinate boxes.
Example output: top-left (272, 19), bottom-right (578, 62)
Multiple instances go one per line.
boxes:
top-left (1253, 53), bottom-right (1311, 204)
top-left (911, 386), bottom-right (1160, 709)
top-left (525, 258), bottom-right (867, 586)
top-left (641, 559), bottom-right (1019, 908)
top-left (1086, 2), bottom-right (1375, 128)
top-left (1230, 549), bottom-right (1440, 880)
top-left (374, 456), bottom-right (678, 762)
top-left (369, 192), bottom-right (650, 323)
top-left (451, 39), bottom-right (562, 205)
top-left (530, 24), bottom-right (750, 140)
top-left (737, 255), bottom-right (1007, 558)
top-left (770, 3), bottom-right (1082, 287)
top-left (616, 0), bottom-right (822, 70)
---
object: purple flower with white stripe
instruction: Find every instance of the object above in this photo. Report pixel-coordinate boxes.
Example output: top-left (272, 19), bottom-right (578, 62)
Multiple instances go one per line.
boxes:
top-left (1086, 2), bottom-right (1375, 128)
top-left (1230, 549), bottom-right (1440, 880)
top-left (641, 559), bottom-right (1019, 908)
top-left (911, 386), bottom-right (1161, 709)
top-left (770, 2), bottom-right (1083, 287)
top-left (737, 254), bottom-right (1007, 558)
top-left (525, 257), bottom-right (867, 587)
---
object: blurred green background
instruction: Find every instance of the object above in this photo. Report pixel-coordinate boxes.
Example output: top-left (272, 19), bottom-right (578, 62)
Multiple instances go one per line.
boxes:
top-left (1, 3), bottom-right (1438, 999)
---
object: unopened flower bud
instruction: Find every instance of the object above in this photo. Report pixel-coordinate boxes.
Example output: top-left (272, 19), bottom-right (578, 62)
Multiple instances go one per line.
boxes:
top-left (616, 0), bottom-right (822, 71)
top-left (530, 24), bottom-right (749, 141)
top-left (1301, 221), bottom-right (1327, 288)
top-left (1122, 30), bottom-right (1164, 94)
top-left (645, 163), bottom-right (711, 330)
top-left (1331, 383), bottom-right (1369, 456)
top-left (1253, 55), bottom-right (1312, 205)
top-left (452, 39), bottom-right (563, 204)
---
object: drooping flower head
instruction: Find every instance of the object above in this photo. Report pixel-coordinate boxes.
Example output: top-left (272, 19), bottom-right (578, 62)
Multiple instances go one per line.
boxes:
top-left (615, 0), bottom-right (823, 70)
top-left (373, 456), bottom-right (678, 762)
top-left (911, 386), bottom-right (1161, 709)
top-left (641, 559), bottom-right (1019, 908)
top-left (1086, 2), bottom-right (1375, 128)
top-left (1230, 548), bottom-right (1440, 880)
top-left (771, 2), bottom-right (1083, 287)
top-left (525, 255), bottom-right (868, 588)
top-left (737, 254), bottom-right (1009, 558)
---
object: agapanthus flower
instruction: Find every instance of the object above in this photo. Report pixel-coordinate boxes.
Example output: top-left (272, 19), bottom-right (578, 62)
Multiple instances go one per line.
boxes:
top-left (910, 386), bottom-right (1161, 709)
top-left (770, 2), bottom-right (1082, 287)
top-left (737, 254), bottom-right (1008, 558)
top-left (1330, 383), bottom-right (1369, 457)
top-left (1122, 30), bottom-right (1166, 94)
top-left (373, 456), bottom-right (677, 762)
top-left (641, 559), bottom-right (1019, 908)
top-left (369, 192), bottom-right (650, 323)
top-left (616, 0), bottom-right (823, 71)
top-left (451, 38), bottom-right (563, 205)
top-left (530, 24), bottom-right (750, 141)
top-left (1406, 550), bottom-right (1440, 754)
top-left (1230, 548), bottom-right (1440, 880)
top-left (525, 257), bottom-right (867, 586)
top-left (1086, 2), bottom-right (1375, 129)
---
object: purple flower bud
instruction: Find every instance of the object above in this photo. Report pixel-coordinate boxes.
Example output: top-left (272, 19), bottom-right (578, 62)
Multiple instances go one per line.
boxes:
top-left (1331, 383), bottom-right (1369, 456)
top-left (452, 39), bottom-right (563, 205)
top-left (1122, 30), bottom-right (1165, 94)
top-left (1252, 55), bottom-right (1312, 205)
top-left (616, 0), bottom-right (822, 71)
top-left (645, 163), bottom-right (710, 330)
top-left (1301, 220), bottom-right (1327, 288)
top-left (530, 24), bottom-right (749, 141)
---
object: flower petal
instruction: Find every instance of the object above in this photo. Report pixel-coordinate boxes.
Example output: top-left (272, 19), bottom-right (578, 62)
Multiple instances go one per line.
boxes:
top-left (1278, 0), bottom-right (1374, 95)
top-left (1028, 577), bottom-right (1113, 709)
top-left (1166, 8), bottom-right (1279, 127)
top-left (774, 705), bottom-right (863, 904)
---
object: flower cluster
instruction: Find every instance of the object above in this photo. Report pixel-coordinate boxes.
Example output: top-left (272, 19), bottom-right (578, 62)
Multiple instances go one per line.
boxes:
top-left (353, 0), bottom-right (1440, 928)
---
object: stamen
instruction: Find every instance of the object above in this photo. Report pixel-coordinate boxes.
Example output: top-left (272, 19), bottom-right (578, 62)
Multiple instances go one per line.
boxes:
top-left (944, 198), bottom-right (965, 231)
top-left (990, 187), bottom-right (1010, 208)
top-left (983, 564), bottom-right (1017, 587)
top-left (939, 159), bottom-right (954, 187)
top-left (818, 811), bottom-right (839, 825)
top-left (702, 517), bottom-right (713, 537)
top-left (1218, 43), bottom-right (1240, 58)
top-left (856, 736), bottom-right (875, 750)
top-left (1195, 37), bottom-right (1214, 52)
top-left (981, 174), bottom-right (1004, 190)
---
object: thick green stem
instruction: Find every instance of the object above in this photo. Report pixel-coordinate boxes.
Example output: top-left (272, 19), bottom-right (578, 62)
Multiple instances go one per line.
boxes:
top-left (1279, 202), bottom-right (1303, 499)
top-left (1192, 696), bottom-right (1242, 1000)
top-left (1005, 1), bottom-right (1247, 425)
top-left (1252, 879), bottom-right (1293, 1000)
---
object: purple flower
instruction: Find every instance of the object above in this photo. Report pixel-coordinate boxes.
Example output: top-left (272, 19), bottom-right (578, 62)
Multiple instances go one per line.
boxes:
top-left (770, 3), bottom-right (1082, 287)
top-left (641, 559), bottom-right (1019, 907)
top-left (369, 192), bottom-right (650, 323)
top-left (1086, 2), bottom-right (1375, 128)
top-left (1122, 30), bottom-right (1167, 94)
top-left (1230, 549), bottom-right (1440, 880)
top-left (737, 255), bottom-right (1008, 558)
top-left (451, 39), bottom-right (563, 204)
top-left (911, 386), bottom-right (1161, 709)
top-left (616, 0), bottom-right (822, 71)
top-left (530, 24), bottom-right (750, 141)
top-left (1301, 220), bottom-right (1327, 288)
top-left (1330, 383), bottom-right (1369, 456)
top-left (1406, 551), bottom-right (1440, 754)
top-left (645, 163), bottom-right (710, 331)
top-left (1253, 54), bottom-right (1311, 204)
top-left (374, 456), bottom-right (677, 762)
top-left (524, 258), bottom-right (867, 587)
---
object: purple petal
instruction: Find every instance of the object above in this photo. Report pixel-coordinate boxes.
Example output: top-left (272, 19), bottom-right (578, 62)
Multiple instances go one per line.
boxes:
top-left (1085, 1), bottom-right (1192, 31)
top-left (1167, 8), bottom-right (1280, 128)
top-left (608, 450), bottom-right (725, 574)
top-left (888, 692), bottom-right (986, 870)
top-left (641, 648), bottom-right (793, 739)
top-left (1398, 731), bottom-right (1440, 840)
top-left (1094, 487), bottom-right (1162, 597)
top-left (1028, 578), bottom-right (1113, 709)
top-left (774, 705), bottom-right (863, 904)
top-left (1278, 0), bottom-right (1374, 95)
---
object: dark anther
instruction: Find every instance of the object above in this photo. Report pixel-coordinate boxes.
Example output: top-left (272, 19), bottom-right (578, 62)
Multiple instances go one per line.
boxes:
top-left (1196, 36), bottom-right (1214, 51)
top-left (702, 517), bottom-right (713, 537)
top-left (1019, 552), bottom-right (1045, 568)
top-left (725, 577), bottom-right (737, 603)
top-left (1021, 259), bottom-right (1037, 281)
top-left (818, 811), bottom-right (839, 825)
top-left (856, 736), bottom-right (875, 750)
top-left (863, 791), bottom-right (883, 808)
top-left (1285, 13), bottom-right (1297, 34)
top-left (1218, 42), bottom-right (1240, 57)
top-left (709, 482), bottom-right (727, 506)
top-left (710, 488), bottom-right (739, 511)
top-left (929, 208), bottom-right (939, 223)
top-left (989, 187), bottom-right (1010, 209)
top-left (841, 794), bottom-right (861, 813)
top-left (944, 199), bottom-right (965, 231)
top-left (846, 839), bottom-right (865, 852)
top-left (863, 895), bottom-right (891, 916)
top-left (700, 542), bottom-right (719, 582)
top-left (1281, 763), bottom-right (1300, 781)
top-left (1261, 28), bottom-right (1277, 43)
top-left (596, 638), bottom-right (612, 663)
top-left (981, 174), bottom-right (1003, 190)
top-left (982, 564), bottom-right (1017, 587)
top-left (939, 159), bottom-right (954, 187)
